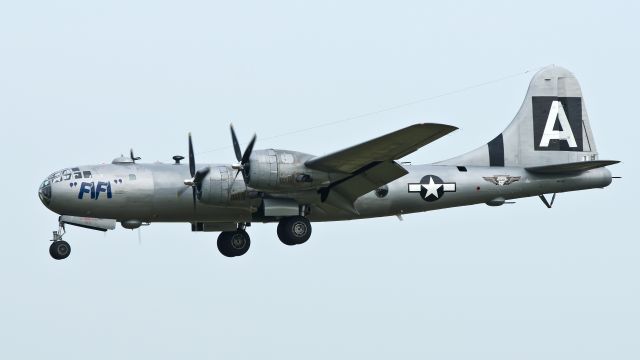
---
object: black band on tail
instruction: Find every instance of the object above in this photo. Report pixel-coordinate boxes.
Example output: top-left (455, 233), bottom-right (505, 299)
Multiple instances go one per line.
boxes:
top-left (488, 134), bottom-right (504, 166)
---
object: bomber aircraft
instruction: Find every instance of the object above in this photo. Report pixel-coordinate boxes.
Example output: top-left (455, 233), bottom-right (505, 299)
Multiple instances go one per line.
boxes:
top-left (39, 66), bottom-right (619, 259)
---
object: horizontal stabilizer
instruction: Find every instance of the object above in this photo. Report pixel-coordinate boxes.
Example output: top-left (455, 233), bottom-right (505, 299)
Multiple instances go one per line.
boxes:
top-left (525, 160), bottom-right (619, 174)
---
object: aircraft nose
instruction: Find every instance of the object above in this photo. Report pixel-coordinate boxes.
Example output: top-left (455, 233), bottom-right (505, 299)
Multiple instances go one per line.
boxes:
top-left (38, 178), bottom-right (52, 208)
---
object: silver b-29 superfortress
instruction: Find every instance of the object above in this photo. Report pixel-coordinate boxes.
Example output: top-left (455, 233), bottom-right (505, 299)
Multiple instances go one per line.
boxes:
top-left (39, 66), bottom-right (619, 259)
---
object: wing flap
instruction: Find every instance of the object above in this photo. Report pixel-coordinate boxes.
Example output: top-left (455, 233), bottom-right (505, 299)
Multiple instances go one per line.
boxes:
top-left (319, 161), bottom-right (408, 214)
top-left (305, 123), bottom-right (457, 173)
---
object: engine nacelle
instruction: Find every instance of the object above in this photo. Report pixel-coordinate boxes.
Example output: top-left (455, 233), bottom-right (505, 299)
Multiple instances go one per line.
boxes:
top-left (247, 150), bottom-right (330, 192)
top-left (198, 165), bottom-right (250, 205)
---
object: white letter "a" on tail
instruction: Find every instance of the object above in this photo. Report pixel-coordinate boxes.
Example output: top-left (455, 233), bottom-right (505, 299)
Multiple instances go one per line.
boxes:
top-left (539, 100), bottom-right (578, 148)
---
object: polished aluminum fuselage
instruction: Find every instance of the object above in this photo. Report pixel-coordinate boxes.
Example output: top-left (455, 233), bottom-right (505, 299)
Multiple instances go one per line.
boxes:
top-left (41, 162), bottom-right (612, 224)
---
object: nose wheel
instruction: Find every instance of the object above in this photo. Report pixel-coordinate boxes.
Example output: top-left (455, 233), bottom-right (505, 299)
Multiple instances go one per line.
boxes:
top-left (49, 222), bottom-right (71, 260)
top-left (277, 216), bottom-right (312, 246)
top-left (50, 240), bottom-right (71, 260)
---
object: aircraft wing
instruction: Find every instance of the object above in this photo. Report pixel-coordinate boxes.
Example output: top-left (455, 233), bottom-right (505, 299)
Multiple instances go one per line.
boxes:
top-left (308, 123), bottom-right (458, 213)
top-left (305, 123), bottom-right (458, 173)
top-left (318, 161), bottom-right (407, 213)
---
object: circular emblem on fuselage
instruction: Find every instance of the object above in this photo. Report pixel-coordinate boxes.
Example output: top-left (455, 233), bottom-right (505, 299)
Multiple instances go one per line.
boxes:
top-left (407, 175), bottom-right (456, 202)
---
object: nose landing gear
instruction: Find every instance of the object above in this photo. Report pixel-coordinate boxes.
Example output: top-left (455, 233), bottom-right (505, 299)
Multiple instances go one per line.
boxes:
top-left (49, 222), bottom-right (71, 260)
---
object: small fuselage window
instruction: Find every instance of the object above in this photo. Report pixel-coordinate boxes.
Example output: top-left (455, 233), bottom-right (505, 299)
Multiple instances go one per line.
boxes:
top-left (375, 185), bottom-right (389, 198)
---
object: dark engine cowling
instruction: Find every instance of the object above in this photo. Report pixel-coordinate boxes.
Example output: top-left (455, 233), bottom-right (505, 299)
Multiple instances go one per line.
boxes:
top-left (247, 149), bottom-right (330, 192)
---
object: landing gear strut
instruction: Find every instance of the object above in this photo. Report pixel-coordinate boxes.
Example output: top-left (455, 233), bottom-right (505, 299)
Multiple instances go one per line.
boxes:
top-left (49, 222), bottom-right (71, 260)
top-left (277, 216), bottom-right (312, 246)
top-left (217, 227), bottom-right (251, 257)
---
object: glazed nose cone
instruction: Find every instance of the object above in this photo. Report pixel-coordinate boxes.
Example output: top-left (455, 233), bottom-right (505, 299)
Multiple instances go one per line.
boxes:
top-left (38, 179), bottom-right (52, 208)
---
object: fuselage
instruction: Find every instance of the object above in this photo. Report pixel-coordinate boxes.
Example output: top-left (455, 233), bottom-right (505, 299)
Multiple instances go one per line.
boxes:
top-left (37, 66), bottom-right (619, 261)
top-left (39, 161), bottom-right (613, 224)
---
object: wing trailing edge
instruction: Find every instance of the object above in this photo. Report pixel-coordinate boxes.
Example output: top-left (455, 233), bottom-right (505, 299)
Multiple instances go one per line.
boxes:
top-left (318, 161), bottom-right (408, 214)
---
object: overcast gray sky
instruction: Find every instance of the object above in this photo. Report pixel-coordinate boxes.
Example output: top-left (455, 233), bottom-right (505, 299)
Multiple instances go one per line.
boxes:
top-left (1, 1), bottom-right (638, 359)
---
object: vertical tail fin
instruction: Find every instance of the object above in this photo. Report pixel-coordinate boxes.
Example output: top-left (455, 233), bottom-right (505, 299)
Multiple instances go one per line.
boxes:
top-left (439, 65), bottom-right (599, 167)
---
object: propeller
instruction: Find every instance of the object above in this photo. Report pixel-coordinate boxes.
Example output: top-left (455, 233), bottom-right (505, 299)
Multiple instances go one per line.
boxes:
top-left (230, 124), bottom-right (257, 183)
top-left (178, 133), bottom-right (210, 209)
top-left (130, 148), bottom-right (141, 163)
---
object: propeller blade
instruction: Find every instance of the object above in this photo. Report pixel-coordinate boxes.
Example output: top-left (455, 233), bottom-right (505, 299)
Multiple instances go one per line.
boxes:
top-left (230, 124), bottom-right (243, 162)
top-left (193, 167), bottom-right (211, 185)
top-left (188, 133), bottom-right (196, 178)
top-left (192, 187), bottom-right (197, 209)
top-left (241, 134), bottom-right (257, 165)
top-left (177, 186), bottom-right (190, 197)
top-left (130, 148), bottom-right (141, 162)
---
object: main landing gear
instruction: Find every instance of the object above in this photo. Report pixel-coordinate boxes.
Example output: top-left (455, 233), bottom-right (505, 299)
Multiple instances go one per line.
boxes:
top-left (217, 227), bottom-right (251, 257)
top-left (277, 216), bottom-right (312, 246)
top-left (49, 222), bottom-right (71, 260)
top-left (215, 216), bottom-right (313, 257)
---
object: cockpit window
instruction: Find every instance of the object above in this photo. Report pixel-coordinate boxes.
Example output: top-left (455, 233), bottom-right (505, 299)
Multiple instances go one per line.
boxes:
top-left (49, 168), bottom-right (93, 182)
top-left (62, 169), bottom-right (72, 181)
top-left (72, 167), bottom-right (83, 179)
top-left (48, 171), bottom-right (62, 183)
top-left (38, 179), bottom-right (51, 205)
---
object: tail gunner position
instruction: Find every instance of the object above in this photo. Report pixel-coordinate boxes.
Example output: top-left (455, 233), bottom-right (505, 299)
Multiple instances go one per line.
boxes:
top-left (39, 66), bottom-right (619, 259)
